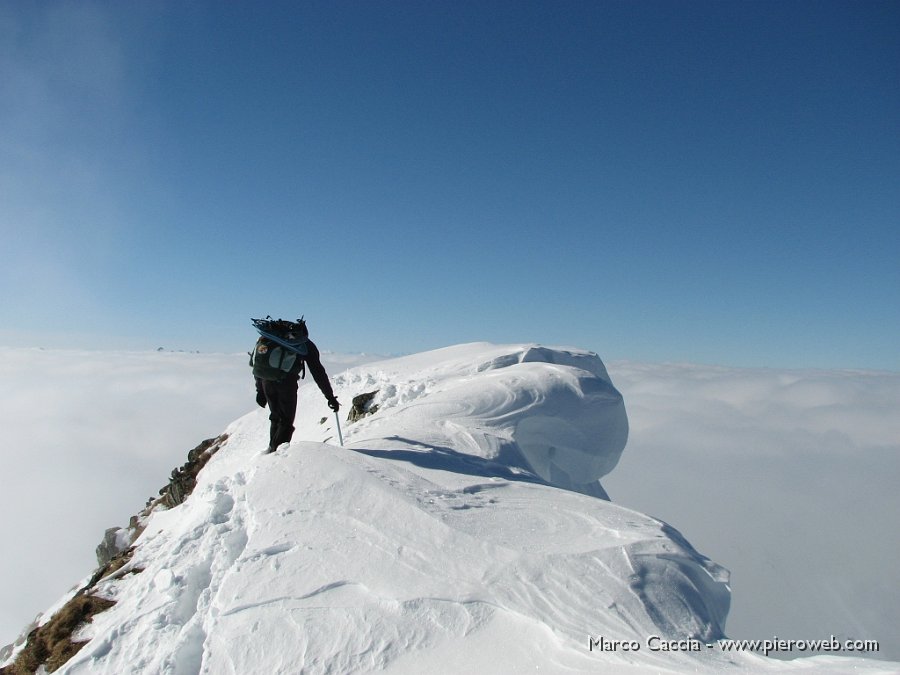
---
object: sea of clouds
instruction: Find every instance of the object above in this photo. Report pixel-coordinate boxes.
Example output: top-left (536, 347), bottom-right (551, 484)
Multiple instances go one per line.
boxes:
top-left (604, 361), bottom-right (900, 660)
top-left (1, 347), bottom-right (897, 661)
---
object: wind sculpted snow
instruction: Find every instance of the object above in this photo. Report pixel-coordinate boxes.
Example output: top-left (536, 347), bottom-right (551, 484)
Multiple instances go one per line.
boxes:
top-left (11, 344), bottom-right (896, 674)
top-left (329, 343), bottom-right (629, 497)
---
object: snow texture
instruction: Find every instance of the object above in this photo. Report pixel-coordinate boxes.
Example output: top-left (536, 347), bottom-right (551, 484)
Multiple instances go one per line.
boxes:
top-left (15, 344), bottom-right (894, 674)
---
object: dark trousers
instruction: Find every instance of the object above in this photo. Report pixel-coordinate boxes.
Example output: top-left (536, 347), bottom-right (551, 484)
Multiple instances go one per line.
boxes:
top-left (261, 376), bottom-right (298, 450)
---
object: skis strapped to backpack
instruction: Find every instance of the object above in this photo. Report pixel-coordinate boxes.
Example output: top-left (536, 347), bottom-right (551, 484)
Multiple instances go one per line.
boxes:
top-left (251, 316), bottom-right (310, 356)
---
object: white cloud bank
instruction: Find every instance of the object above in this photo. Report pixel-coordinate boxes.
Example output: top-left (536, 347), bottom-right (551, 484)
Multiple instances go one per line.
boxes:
top-left (1, 347), bottom-right (897, 662)
top-left (603, 361), bottom-right (900, 660)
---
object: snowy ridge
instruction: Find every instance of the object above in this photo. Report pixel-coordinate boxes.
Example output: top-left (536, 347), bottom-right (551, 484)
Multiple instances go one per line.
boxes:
top-left (328, 343), bottom-right (629, 496)
top-left (15, 343), bottom-right (893, 673)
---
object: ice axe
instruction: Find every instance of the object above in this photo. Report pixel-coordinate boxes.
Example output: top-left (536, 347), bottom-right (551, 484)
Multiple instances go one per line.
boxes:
top-left (334, 411), bottom-right (344, 446)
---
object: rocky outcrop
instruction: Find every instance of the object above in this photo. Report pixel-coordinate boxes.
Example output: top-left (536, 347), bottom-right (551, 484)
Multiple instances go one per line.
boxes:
top-left (0, 593), bottom-right (114, 674)
top-left (158, 434), bottom-right (229, 509)
top-left (95, 527), bottom-right (131, 569)
top-left (347, 390), bottom-right (379, 423)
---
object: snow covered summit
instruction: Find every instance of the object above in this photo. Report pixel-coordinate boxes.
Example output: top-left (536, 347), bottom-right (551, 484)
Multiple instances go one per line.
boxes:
top-left (324, 342), bottom-right (629, 497)
top-left (4, 343), bottom-right (894, 674)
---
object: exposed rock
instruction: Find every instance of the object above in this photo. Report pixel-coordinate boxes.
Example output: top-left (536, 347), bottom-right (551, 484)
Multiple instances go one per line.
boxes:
top-left (0, 619), bottom-right (36, 669)
top-left (87, 546), bottom-right (138, 589)
top-left (0, 592), bottom-right (114, 674)
top-left (95, 527), bottom-right (132, 569)
top-left (347, 390), bottom-right (379, 423)
top-left (157, 434), bottom-right (229, 509)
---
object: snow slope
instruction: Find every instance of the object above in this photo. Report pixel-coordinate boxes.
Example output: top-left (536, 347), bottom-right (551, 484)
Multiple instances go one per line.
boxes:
top-left (9, 344), bottom-right (895, 674)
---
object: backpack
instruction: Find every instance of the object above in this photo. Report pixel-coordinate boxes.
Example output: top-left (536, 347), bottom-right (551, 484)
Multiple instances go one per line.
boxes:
top-left (249, 337), bottom-right (300, 381)
top-left (249, 316), bottom-right (310, 381)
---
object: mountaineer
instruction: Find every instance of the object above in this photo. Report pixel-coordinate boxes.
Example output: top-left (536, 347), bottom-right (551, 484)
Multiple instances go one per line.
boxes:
top-left (250, 317), bottom-right (340, 453)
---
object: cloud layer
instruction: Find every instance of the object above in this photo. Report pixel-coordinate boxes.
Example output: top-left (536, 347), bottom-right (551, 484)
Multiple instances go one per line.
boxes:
top-left (604, 361), bottom-right (900, 659)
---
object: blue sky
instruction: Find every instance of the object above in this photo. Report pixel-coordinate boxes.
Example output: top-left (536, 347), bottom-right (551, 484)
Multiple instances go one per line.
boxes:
top-left (1, 1), bottom-right (897, 369)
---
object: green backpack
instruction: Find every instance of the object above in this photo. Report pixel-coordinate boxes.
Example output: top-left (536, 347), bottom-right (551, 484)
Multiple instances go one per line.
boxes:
top-left (249, 337), bottom-right (301, 381)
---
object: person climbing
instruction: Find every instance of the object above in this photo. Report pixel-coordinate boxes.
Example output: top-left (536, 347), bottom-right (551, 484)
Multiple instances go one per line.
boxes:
top-left (250, 317), bottom-right (339, 453)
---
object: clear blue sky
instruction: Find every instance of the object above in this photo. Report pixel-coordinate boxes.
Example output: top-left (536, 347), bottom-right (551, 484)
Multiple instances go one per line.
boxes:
top-left (1, 1), bottom-right (897, 369)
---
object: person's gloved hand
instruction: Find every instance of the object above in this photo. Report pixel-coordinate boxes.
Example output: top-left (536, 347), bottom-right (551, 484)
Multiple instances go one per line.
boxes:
top-left (327, 396), bottom-right (340, 412)
top-left (256, 392), bottom-right (267, 408)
